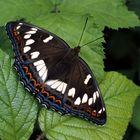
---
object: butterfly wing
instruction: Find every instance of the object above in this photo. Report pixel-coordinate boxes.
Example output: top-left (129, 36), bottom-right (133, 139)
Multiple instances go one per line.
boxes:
top-left (6, 21), bottom-right (70, 111)
top-left (6, 21), bottom-right (70, 81)
top-left (6, 21), bottom-right (106, 125)
top-left (61, 58), bottom-right (106, 124)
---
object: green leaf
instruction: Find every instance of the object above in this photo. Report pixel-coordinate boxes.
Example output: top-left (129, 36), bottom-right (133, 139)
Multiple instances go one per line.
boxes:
top-left (127, 0), bottom-right (140, 18)
top-left (0, 29), bottom-right (38, 140)
top-left (131, 96), bottom-right (140, 130)
top-left (0, 0), bottom-right (140, 29)
top-left (60, 0), bottom-right (140, 28)
top-left (38, 72), bottom-right (140, 140)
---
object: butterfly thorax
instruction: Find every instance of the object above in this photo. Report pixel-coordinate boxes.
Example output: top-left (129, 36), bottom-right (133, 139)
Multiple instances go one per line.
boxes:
top-left (63, 46), bottom-right (80, 63)
top-left (73, 46), bottom-right (80, 55)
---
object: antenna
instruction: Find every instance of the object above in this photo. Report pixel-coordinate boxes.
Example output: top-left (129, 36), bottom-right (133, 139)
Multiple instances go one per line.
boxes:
top-left (81, 36), bottom-right (103, 48)
top-left (77, 17), bottom-right (103, 48)
top-left (77, 17), bottom-right (89, 47)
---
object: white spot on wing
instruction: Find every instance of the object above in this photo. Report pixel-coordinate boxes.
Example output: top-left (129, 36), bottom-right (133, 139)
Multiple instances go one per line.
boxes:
top-left (43, 35), bottom-right (53, 43)
top-left (93, 92), bottom-right (97, 103)
top-left (74, 97), bottom-right (81, 105)
top-left (33, 59), bottom-right (47, 81)
top-left (26, 39), bottom-right (35, 45)
top-left (39, 66), bottom-right (46, 77)
top-left (19, 23), bottom-right (23, 25)
top-left (88, 97), bottom-right (93, 105)
top-left (46, 80), bottom-right (58, 86)
top-left (31, 28), bottom-right (38, 31)
top-left (33, 60), bottom-right (44, 66)
top-left (36, 63), bottom-right (45, 71)
top-left (62, 83), bottom-right (67, 94)
top-left (16, 25), bottom-right (21, 30)
top-left (82, 93), bottom-right (88, 103)
top-left (26, 30), bottom-right (37, 34)
top-left (46, 80), bottom-right (67, 94)
top-left (96, 91), bottom-right (99, 98)
top-left (56, 83), bottom-right (62, 92)
top-left (68, 88), bottom-right (75, 98)
top-left (84, 74), bottom-right (91, 85)
top-left (30, 51), bottom-right (40, 59)
top-left (23, 46), bottom-right (31, 53)
top-left (51, 81), bottom-right (62, 89)
top-left (98, 109), bottom-right (102, 114)
top-left (41, 69), bottom-right (47, 82)
top-left (24, 34), bottom-right (31, 39)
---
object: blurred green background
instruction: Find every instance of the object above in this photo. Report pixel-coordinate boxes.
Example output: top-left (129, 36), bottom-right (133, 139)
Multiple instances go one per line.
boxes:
top-left (104, 0), bottom-right (140, 139)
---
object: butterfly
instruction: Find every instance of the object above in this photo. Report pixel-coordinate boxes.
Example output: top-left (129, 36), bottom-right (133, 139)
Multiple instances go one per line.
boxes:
top-left (6, 21), bottom-right (106, 125)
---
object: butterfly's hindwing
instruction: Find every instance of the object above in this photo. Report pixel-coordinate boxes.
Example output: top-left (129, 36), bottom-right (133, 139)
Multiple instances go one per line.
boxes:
top-left (61, 58), bottom-right (106, 124)
top-left (6, 21), bottom-right (106, 125)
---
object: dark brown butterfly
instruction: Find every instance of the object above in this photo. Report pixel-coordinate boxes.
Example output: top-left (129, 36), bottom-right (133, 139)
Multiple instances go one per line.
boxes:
top-left (6, 21), bottom-right (106, 125)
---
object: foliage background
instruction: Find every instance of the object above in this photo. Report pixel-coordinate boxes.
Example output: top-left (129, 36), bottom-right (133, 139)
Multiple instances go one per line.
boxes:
top-left (104, 0), bottom-right (140, 140)
top-left (0, 0), bottom-right (139, 140)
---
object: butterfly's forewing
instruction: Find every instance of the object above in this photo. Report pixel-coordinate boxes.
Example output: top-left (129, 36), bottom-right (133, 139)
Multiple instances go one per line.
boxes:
top-left (6, 21), bottom-right (70, 111)
top-left (6, 21), bottom-right (106, 125)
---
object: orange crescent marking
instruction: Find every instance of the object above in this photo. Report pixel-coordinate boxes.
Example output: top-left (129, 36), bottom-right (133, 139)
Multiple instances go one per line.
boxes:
top-left (42, 90), bottom-right (49, 97)
top-left (49, 96), bottom-right (55, 101)
top-left (23, 66), bottom-right (29, 73)
top-left (31, 79), bottom-right (37, 86)
top-left (55, 100), bottom-right (61, 105)
top-left (35, 84), bottom-right (41, 92)
top-left (36, 88), bottom-right (39, 92)
top-left (27, 72), bottom-right (33, 79)
top-left (92, 110), bottom-right (97, 117)
top-left (35, 83), bottom-right (45, 93)
top-left (13, 30), bottom-right (18, 36)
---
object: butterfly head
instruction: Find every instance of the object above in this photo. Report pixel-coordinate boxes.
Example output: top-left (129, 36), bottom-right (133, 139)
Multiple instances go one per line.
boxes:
top-left (74, 46), bottom-right (80, 55)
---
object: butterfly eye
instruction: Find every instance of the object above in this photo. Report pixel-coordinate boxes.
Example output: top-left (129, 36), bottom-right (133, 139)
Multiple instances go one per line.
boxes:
top-left (6, 21), bottom-right (106, 125)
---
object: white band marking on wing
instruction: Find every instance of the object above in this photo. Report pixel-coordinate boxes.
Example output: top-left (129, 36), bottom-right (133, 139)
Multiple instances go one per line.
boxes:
top-left (74, 97), bottom-right (81, 105)
top-left (68, 88), bottom-right (75, 98)
top-left (43, 35), bottom-right (53, 43)
top-left (26, 39), bottom-right (35, 45)
top-left (82, 93), bottom-right (88, 103)
top-left (23, 46), bottom-right (31, 53)
top-left (30, 51), bottom-right (40, 59)
top-left (84, 74), bottom-right (91, 85)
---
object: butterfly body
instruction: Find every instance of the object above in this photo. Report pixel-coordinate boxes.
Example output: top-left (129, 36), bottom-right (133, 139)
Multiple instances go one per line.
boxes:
top-left (61, 47), bottom-right (80, 63)
top-left (6, 21), bottom-right (106, 125)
